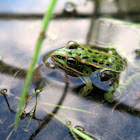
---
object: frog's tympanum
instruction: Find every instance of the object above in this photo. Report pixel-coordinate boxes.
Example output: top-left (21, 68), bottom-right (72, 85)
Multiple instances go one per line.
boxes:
top-left (51, 41), bottom-right (126, 101)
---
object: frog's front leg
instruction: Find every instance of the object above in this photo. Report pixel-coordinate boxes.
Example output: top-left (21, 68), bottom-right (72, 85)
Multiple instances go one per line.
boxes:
top-left (79, 77), bottom-right (93, 96)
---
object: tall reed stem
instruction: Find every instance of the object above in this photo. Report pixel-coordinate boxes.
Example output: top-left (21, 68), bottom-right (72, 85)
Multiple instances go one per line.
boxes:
top-left (14, 0), bottom-right (57, 130)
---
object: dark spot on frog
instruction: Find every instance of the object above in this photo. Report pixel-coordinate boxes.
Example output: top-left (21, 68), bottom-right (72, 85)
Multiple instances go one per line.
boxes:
top-left (92, 55), bottom-right (96, 59)
top-left (106, 63), bottom-right (112, 67)
top-left (99, 61), bottom-right (104, 65)
top-left (103, 56), bottom-right (108, 59)
top-left (116, 66), bottom-right (120, 71)
top-left (68, 51), bottom-right (72, 55)
top-left (92, 59), bottom-right (98, 63)
top-left (82, 56), bottom-right (89, 59)
top-left (77, 53), bottom-right (81, 56)
top-left (94, 52), bottom-right (99, 55)
top-left (79, 47), bottom-right (84, 50)
top-left (88, 50), bottom-right (92, 53)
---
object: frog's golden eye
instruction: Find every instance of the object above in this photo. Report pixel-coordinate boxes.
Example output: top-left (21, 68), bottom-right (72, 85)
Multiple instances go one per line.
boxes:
top-left (67, 57), bottom-right (77, 67)
top-left (66, 41), bottom-right (78, 49)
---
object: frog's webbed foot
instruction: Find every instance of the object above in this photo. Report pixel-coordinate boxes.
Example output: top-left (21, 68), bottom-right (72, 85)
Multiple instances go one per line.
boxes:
top-left (78, 77), bottom-right (93, 96)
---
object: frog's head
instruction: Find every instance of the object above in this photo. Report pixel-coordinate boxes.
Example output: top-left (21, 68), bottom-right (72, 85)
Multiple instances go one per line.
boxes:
top-left (51, 41), bottom-right (91, 76)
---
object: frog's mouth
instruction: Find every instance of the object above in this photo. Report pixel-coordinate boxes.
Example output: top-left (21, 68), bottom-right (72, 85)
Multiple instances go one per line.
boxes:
top-left (51, 55), bottom-right (85, 77)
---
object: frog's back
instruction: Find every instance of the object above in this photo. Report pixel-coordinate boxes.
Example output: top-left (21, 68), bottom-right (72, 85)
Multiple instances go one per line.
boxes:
top-left (64, 44), bottom-right (125, 73)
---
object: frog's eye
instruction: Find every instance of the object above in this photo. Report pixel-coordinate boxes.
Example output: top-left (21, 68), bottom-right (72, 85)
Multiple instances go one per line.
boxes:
top-left (67, 57), bottom-right (77, 67)
top-left (66, 41), bottom-right (79, 49)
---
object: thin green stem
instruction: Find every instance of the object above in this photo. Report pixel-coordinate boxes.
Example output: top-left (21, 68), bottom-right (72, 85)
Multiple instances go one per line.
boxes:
top-left (14, 0), bottom-right (57, 130)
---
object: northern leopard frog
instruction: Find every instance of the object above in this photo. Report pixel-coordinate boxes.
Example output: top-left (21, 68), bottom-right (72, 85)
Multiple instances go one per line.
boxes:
top-left (51, 41), bottom-right (126, 101)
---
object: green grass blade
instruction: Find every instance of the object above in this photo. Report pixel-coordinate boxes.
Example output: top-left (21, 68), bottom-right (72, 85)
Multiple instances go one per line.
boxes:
top-left (14, 0), bottom-right (57, 130)
top-left (39, 102), bottom-right (92, 114)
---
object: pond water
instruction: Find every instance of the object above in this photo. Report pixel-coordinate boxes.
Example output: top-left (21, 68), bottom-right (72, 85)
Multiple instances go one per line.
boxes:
top-left (0, 0), bottom-right (140, 140)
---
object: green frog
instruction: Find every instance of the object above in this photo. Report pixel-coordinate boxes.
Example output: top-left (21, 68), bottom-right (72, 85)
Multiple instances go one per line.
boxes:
top-left (51, 41), bottom-right (126, 101)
